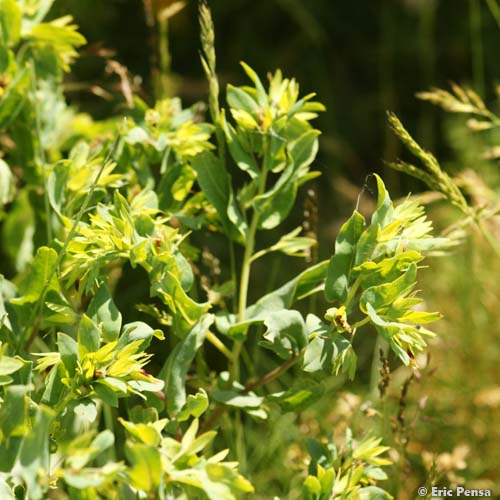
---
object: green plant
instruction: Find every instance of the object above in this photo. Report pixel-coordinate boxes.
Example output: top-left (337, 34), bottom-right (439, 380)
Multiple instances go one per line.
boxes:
top-left (0, 2), bottom-right (463, 499)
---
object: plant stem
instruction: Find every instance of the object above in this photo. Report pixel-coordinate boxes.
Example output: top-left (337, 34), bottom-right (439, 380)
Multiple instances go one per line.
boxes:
top-left (344, 277), bottom-right (361, 312)
top-left (244, 353), bottom-right (298, 392)
top-left (206, 330), bottom-right (233, 359)
top-left (103, 404), bottom-right (117, 461)
top-left (231, 142), bottom-right (270, 381)
top-left (351, 316), bottom-right (370, 331)
top-left (203, 352), bottom-right (299, 433)
top-left (230, 212), bottom-right (258, 381)
top-left (229, 241), bottom-right (238, 314)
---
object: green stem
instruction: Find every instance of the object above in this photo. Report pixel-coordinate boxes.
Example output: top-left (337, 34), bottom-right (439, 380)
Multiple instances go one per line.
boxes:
top-left (344, 277), bottom-right (361, 312)
top-left (229, 241), bottom-right (238, 314)
top-left (103, 404), bottom-right (117, 461)
top-left (203, 352), bottom-right (298, 433)
top-left (230, 142), bottom-right (270, 381)
top-left (351, 316), bottom-right (370, 331)
top-left (244, 353), bottom-right (298, 392)
top-left (206, 330), bottom-right (233, 359)
top-left (53, 390), bottom-right (74, 416)
top-left (230, 212), bottom-right (259, 381)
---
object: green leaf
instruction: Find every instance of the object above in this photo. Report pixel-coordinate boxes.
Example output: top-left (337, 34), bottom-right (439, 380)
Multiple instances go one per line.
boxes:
top-left (176, 389), bottom-right (209, 422)
top-left (87, 283), bottom-right (122, 342)
top-left (119, 418), bottom-right (161, 447)
top-left (359, 263), bottom-right (417, 313)
top-left (240, 61), bottom-right (268, 107)
top-left (93, 381), bottom-right (120, 407)
top-left (77, 314), bottom-right (101, 356)
top-left (371, 174), bottom-right (394, 228)
top-left (43, 290), bottom-right (78, 326)
top-left (0, 355), bottom-right (23, 376)
top-left (255, 177), bottom-right (298, 230)
top-left (0, 67), bottom-right (30, 129)
top-left (17, 405), bottom-right (54, 500)
top-left (0, 384), bottom-right (29, 439)
top-left (222, 118), bottom-right (259, 178)
top-left (365, 303), bottom-right (435, 365)
top-left (352, 251), bottom-right (422, 289)
top-left (0, 478), bottom-right (15, 499)
top-left (10, 247), bottom-right (59, 305)
top-left (0, 45), bottom-right (9, 73)
top-left (1, 190), bottom-right (34, 272)
top-left (264, 226), bottom-right (316, 258)
top-left (302, 331), bottom-right (355, 378)
top-left (0, 0), bottom-right (21, 45)
top-left (211, 390), bottom-right (264, 408)
top-left (0, 275), bottom-right (14, 332)
top-left (226, 84), bottom-right (260, 115)
top-left (268, 381), bottom-right (325, 412)
top-left (180, 429), bottom-right (217, 458)
top-left (251, 129), bottom-right (320, 230)
top-left (303, 475), bottom-right (322, 497)
top-left (57, 332), bottom-right (79, 376)
top-left (74, 398), bottom-right (98, 427)
top-left (261, 309), bottom-right (307, 359)
top-left (41, 364), bottom-right (66, 406)
top-left (359, 486), bottom-right (393, 500)
top-left (289, 129), bottom-right (320, 172)
top-left (125, 442), bottom-right (162, 492)
top-left (150, 254), bottom-right (210, 336)
top-left (27, 17), bottom-right (86, 73)
top-left (191, 151), bottom-right (247, 242)
top-left (204, 462), bottom-right (255, 496)
top-left (302, 314), bottom-right (357, 378)
top-left (354, 223), bottom-right (379, 267)
top-left (47, 161), bottom-right (69, 217)
top-left (117, 321), bottom-right (162, 351)
top-left (325, 211), bottom-right (365, 303)
top-left (164, 314), bottom-right (214, 416)
top-left (0, 159), bottom-right (14, 205)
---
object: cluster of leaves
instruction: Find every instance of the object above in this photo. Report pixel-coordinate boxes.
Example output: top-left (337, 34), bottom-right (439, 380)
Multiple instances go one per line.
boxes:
top-left (303, 430), bottom-right (392, 500)
top-left (0, 2), bottom-right (453, 498)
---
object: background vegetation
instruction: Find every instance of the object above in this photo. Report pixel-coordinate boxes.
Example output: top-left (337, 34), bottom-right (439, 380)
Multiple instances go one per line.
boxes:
top-left (1, 0), bottom-right (499, 498)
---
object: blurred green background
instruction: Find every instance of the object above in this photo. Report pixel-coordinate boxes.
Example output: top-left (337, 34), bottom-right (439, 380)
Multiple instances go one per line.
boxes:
top-left (47, 0), bottom-right (500, 497)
